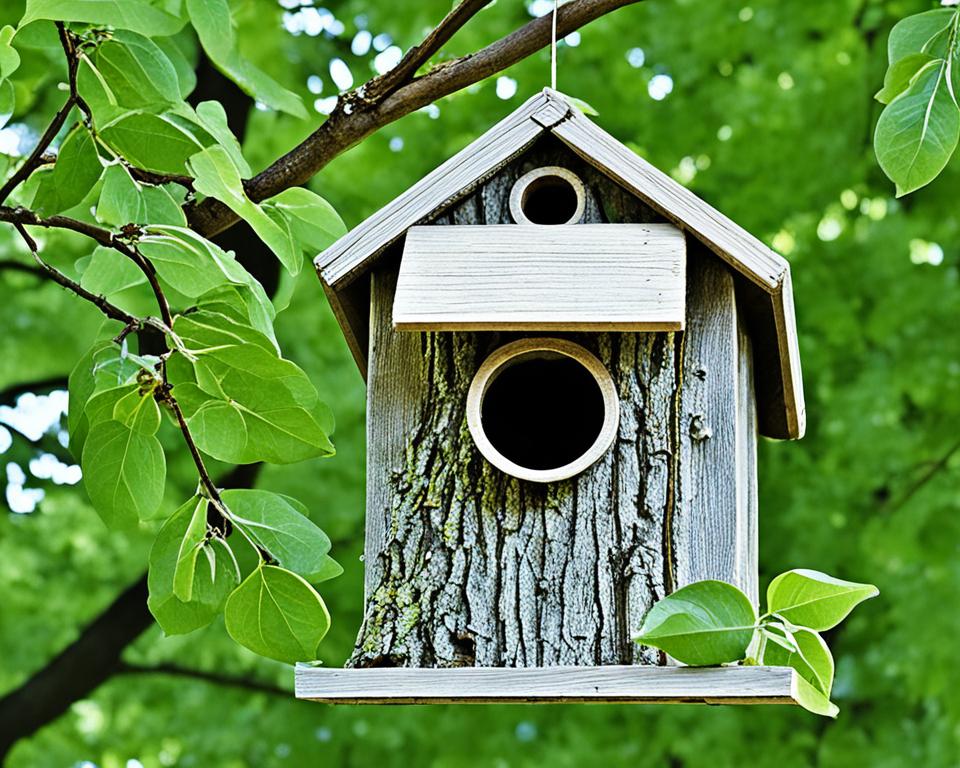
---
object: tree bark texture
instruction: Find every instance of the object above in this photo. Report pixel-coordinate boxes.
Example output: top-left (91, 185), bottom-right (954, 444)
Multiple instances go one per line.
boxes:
top-left (352, 138), bottom-right (757, 669)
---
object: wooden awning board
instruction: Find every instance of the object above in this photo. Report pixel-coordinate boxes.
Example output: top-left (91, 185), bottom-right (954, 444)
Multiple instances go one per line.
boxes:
top-left (315, 88), bottom-right (805, 439)
top-left (393, 224), bottom-right (686, 331)
top-left (295, 664), bottom-right (800, 705)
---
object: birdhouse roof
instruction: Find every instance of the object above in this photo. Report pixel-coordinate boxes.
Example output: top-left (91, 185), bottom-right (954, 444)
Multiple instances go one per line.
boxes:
top-left (314, 88), bottom-right (804, 440)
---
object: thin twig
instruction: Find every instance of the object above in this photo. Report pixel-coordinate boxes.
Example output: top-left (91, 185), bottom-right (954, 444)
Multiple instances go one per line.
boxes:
top-left (12, 225), bottom-right (139, 326)
top-left (0, 205), bottom-right (175, 327)
top-left (364, 0), bottom-right (493, 100)
top-left (58, 23), bottom-right (92, 123)
top-left (0, 103), bottom-right (74, 206)
top-left (126, 163), bottom-right (195, 191)
top-left (0, 259), bottom-right (45, 278)
top-left (886, 437), bottom-right (960, 514)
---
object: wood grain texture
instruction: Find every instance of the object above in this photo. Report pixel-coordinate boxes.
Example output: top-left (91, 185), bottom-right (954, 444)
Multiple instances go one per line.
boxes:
top-left (736, 313), bottom-right (759, 605)
top-left (295, 665), bottom-right (799, 704)
top-left (393, 224), bottom-right (686, 331)
top-left (673, 251), bottom-right (748, 598)
top-left (317, 91), bottom-right (551, 287)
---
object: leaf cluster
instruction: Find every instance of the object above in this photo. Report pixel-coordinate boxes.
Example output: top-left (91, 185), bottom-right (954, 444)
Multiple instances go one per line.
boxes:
top-left (874, 8), bottom-right (960, 195)
top-left (1, 0), bottom-right (350, 665)
top-left (633, 570), bottom-right (879, 717)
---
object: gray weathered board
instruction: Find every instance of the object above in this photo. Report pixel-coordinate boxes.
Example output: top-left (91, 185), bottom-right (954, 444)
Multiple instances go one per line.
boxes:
top-left (295, 665), bottom-right (799, 705)
top-left (354, 148), bottom-right (758, 674)
top-left (315, 87), bottom-right (804, 439)
top-left (393, 223), bottom-right (686, 331)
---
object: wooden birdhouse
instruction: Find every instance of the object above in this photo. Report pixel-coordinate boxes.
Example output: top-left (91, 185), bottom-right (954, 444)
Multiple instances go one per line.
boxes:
top-left (296, 89), bottom-right (805, 705)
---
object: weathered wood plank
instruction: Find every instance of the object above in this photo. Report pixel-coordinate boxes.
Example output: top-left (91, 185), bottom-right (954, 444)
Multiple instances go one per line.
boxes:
top-left (295, 665), bottom-right (798, 704)
top-left (736, 313), bottom-right (759, 605)
top-left (673, 250), bottom-right (751, 597)
top-left (393, 224), bottom-right (686, 331)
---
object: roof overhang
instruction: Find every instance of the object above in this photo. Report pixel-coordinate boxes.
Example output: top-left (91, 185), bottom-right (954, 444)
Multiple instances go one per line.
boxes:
top-left (315, 89), bottom-right (805, 439)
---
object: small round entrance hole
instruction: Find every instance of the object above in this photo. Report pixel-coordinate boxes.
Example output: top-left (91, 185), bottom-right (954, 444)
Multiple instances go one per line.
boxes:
top-left (509, 166), bottom-right (586, 225)
top-left (466, 339), bottom-right (620, 483)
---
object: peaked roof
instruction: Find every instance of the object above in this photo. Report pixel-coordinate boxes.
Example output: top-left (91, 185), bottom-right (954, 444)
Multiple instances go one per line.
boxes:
top-left (315, 89), bottom-right (804, 439)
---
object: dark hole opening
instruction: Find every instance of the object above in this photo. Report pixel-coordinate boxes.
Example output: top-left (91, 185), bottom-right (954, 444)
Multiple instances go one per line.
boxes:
top-left (481, 355), bottom-right (605, 471)
top-left (520, 176), bottom-right (581, 225)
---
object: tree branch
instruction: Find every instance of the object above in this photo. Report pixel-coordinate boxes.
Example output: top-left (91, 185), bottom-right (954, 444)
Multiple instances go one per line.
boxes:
top-left (187, 0), bottom-right (643, 236)
top-left (0, 24), bottom-right (83, 206)
top-left (115, 662), bottom-right (290, 698)
top-left (8, 221), bottom-right (139, 326)
top-left (364, 0), bottom-right (494, 100)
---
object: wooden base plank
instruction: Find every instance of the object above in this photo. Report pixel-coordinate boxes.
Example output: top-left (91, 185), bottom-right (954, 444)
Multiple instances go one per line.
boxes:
top-left (295, 665), bottom-right (798, 705)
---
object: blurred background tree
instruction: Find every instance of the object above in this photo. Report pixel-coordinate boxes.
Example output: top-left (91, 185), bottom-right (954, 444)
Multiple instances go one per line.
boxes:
top-left (1, 0), bottom-right (958, 765)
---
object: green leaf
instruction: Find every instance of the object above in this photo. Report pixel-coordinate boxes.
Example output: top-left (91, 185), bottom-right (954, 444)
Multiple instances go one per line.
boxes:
top-left (185, 0), bottom-right (233, 63)
top-left (172, 343), bottom-right (334, 464)
top-left (875, 60), bottom-right (960, 196)
top-left (264, 187), bottom-right (346, 253)
top-left (139, 226), bottom-right (255, 297)
top-left (887, 9), bottom-right (955, 65)
top-left (80, 245), bottom-right (147, 295)
top-left (171, 497), bottom-right (208, 601)
top-left (112, 386), bottom-right (161, 435)
top-left (148, 498), bottom-right (239, 635)
top-left (305, 554), bottom-right (343, 585)
top-left (224, 565), bottom-right (330, 664)
top-left (33, 125), bottom-right (103, 215)
top-left (187, 145), bottom-right (299, 273)
top-left (21, 0), bottom-right (186, 36)
top-left (0, 79), bottom-right (14, 130)
top-left (875, 53), bottom-right (936, 105)
top-left (141, 184), bottom-right (188, 226)
top-left (763, 625), bottom-right (834, 698)
top-left (196, 283), bottom-right (278, 350)
top-left (0, 25), bottom-right (21, 81)
top-left (632, 580), bottom-right (757, 666)
top-left (217, 54), bottom-right (307, 118)
top-left (173, 310), bottom-right (275, 353)
top-left (791, 675), bottom-right (840, 719)
top-left (191, 101), bottom-right (250, 176)
top-left (101, 112), bottom-right (206, 175)
top-left (96, 164), bottom-right (142, 226)
top-left (184, 0), bottom-right (305, 118)
top-left (220, 489), bottom-right (334, 579)
top-left (67, 342), bottom-right (108, 456)
top-left (81, 419), bottom-right (165, 529)
top-left (765, 569), bottom-right (879, 630)
top-left (93, 30), bottom-right (181, 110)
top-left (555, 90), bottom-right (599, 116)
top-left (154, 35), bottom-right (196, 99)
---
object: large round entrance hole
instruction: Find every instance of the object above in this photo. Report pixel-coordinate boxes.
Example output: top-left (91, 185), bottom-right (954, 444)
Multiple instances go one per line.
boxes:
top-left (509, 166), bottom-right (586, 225)
top-left (466, 339), bottom-right (620, 483)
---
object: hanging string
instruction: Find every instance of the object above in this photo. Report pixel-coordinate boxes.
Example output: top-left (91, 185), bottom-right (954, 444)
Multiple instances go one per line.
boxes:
top-left (551, 0), bottom-right (558, 90)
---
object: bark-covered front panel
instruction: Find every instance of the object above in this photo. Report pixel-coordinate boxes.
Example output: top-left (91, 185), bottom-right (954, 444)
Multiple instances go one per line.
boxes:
top-left (357, 271), bottom-right (675, 668)
top-left (354, 139), bottom-right (757, 669)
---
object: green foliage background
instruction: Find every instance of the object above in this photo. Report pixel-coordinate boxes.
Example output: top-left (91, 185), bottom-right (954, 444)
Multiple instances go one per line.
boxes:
top-left (2, 0), bottom-right (959, 765)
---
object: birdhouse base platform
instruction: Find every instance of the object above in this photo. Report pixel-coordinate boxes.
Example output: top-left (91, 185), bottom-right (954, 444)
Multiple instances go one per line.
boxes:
top-left (294, 665), bottom-right (799, 706)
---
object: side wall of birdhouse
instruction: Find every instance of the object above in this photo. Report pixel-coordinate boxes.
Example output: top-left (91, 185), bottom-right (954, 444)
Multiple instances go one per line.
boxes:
top-left (351, 140), bottom-right (758, 669)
